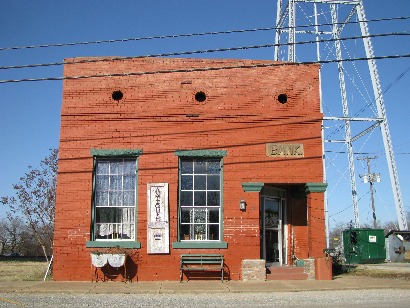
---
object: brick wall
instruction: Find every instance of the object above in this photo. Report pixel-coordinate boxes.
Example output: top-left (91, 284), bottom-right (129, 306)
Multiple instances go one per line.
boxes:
top-left (53, 57), bottom-right (324, 281)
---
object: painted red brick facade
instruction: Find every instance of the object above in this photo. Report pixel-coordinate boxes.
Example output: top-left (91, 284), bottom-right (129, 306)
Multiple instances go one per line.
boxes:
top-left (53, 57), bottom-right (327, 281)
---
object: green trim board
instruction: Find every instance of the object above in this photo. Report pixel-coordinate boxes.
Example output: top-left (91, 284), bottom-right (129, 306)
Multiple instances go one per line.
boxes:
top-left (90, 149), bottom-right (143, 157)
top-left (86, 241), bottom-right (141, 249)
top-left (172, 241), bottom-right (228, 249)
top-left (175, 149), bottom-right (227, 157)
top-left (242, 182), bottom-right (264, 192)
top-left (90, 158), bottom-right (97, 240)
top-left (305, 182), bottom-right (328, 193)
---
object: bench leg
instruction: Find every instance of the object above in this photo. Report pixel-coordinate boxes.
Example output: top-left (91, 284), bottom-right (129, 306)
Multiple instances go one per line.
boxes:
top-left (221, 269), bottom-right (223, 282)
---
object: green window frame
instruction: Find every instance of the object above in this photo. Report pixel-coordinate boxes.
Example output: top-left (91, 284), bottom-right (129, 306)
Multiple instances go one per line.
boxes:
top-left (173, 150), bottom-right (228, 249)
top-left (86, 149), bottom-right (142, 249)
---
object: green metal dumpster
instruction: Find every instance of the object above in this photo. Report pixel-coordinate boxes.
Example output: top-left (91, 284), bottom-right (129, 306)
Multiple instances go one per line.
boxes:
top-left (343, 228), bottom-right (385, 264)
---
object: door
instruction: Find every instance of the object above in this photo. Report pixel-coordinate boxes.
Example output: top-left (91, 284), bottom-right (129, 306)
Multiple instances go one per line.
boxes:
top-left (262, 198), bottom-right (282, 266)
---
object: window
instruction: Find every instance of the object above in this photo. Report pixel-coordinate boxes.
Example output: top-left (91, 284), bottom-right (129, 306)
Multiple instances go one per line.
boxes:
top-left (87, 149), bottom-right (142, 249)
top-left (173, 150), bottom-right (227, 249)
top-left (180, 158), bottom-right (221, 241)
top-left (94, 158), bottom-right (136, 240)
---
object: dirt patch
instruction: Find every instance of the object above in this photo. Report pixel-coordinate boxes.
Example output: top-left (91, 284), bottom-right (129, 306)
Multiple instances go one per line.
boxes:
top-left (344, 267), bottom-right (410, 280)
top-left (0, 261), bottom-right (49, 281)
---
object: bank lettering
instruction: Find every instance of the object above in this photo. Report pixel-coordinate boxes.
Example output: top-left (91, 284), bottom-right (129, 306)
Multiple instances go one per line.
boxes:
top-left (266, 143), bottom-right (304, 157)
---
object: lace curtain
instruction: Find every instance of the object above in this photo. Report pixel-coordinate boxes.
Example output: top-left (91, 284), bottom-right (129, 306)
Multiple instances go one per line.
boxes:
top-left (97, 208), bottom-right (135, 239)
top-left (95, 159), bottom-right (136, 240)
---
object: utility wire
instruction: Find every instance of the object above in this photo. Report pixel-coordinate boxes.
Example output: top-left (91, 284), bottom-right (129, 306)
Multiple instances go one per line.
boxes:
top-left (1, 31), bottom-right (408, 71)
top-left (1, 15), bottom-right (408, 52)
top-left (1, 53), bottom-right (409, 84)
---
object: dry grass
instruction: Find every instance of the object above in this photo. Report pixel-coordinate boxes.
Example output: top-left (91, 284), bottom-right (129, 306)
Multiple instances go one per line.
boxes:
top-left (0, 260), bottom-right (49, 281)
top-left (343, 265), bottom-right (410, 280)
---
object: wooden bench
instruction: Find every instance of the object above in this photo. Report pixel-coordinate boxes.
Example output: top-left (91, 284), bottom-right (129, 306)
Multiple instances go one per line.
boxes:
top-left (180, 254), bottom-right (224, 282)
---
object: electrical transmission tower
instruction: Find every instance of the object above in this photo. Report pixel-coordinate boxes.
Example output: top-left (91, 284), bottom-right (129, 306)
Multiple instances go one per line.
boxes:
top-left (274, 0), bottom-right (408, 231)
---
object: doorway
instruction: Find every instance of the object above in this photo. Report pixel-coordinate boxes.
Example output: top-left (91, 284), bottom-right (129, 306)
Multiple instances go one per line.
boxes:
top-left (261, 197), bottom-right (286, 266)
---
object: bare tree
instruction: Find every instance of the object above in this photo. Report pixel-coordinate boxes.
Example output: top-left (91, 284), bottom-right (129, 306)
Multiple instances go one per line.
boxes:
top-left (0, 218), bottom-right (7, 255)
top-left (1, 149), bottom-right (58, 260)
top-left (383, 210), bottom-right (410, 234)
top-left (0, 216), bottom-right (27, 255)
top-left (328, 221), bottom-right (348, 250)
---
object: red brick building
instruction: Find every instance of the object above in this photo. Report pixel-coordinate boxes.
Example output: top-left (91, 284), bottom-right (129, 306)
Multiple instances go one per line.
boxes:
top-left (53, 57), bottom-right (328, 281)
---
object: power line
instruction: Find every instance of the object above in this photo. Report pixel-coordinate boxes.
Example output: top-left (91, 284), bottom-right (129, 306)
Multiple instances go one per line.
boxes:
top-left (1, 32), bottom-right (408, 71)
top-left (1, 15), bottom-right (408, 52)
top-left (1, 53), bottom-right (409, 84)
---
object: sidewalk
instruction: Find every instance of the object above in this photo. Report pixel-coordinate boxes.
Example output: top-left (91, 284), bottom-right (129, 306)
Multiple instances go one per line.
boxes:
top-left (1, 275), bottom-right (410, 294)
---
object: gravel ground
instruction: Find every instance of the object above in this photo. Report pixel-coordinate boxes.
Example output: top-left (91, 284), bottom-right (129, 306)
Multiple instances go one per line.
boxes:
top-left (1, 289), bottom-right (409, 307)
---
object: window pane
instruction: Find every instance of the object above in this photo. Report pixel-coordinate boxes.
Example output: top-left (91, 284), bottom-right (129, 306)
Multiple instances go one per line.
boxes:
top-left (121, 224), bottom-right (133, 239)
top-left (110, 160), bottom-right (123, 174)
top-left (122, 191), bottom-right (135, 206)
top-left (208, 225), bottom-right (219, 240)
top-left (181, 160), bottom-right (193, 174)
top-left (95, 191), bottom-right (108, 206)
top-left (180, 191), bottom-right (193, 206)
top-left (96, 175), bottom-right (109, 190)
top-left (181, 175), bottom-right (193, 190)
top-left (194, 161), bottom-right (206, 174)
top-left (208, 209), bottom-right (219, 223)
top-left (121, 208), bottom-right (135, 224)
top-left (194, 175), bottom-right (206, 190)
top-left (123, 160), bottom-right (136, 175)
top-left (194, 224), bottom-right (206, 240)
top-left (194, 209), bottom-right (206, 223)
top-left (123, 175), bottom-right (135, 190)
top-left (96, 224), bottom-right (113, 239)
top-left (96, 161), bottom-right (109, 174)
top-left (110, 175), bottom-right (122, 190)
top-left (96, 207), bottom-right (117, 223)
top-left (181, 208), bottom-right (192, 223)
top-left (109, 191), bottom-right (122, 206)
top-left (194, 191), bottom-right (206, 206)
top-left (207, 160), bottom-right (220, 174)
top-left (180, 224), bottom-right (191, 240)
top-left (207, 191), bottom-right (220, 206)
top-left (207, 175), bottom-right (220, 190)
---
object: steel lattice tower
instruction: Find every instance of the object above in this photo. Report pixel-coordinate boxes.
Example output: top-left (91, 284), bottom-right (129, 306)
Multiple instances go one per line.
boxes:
top-left (274, 0), bottom-right (408, 234)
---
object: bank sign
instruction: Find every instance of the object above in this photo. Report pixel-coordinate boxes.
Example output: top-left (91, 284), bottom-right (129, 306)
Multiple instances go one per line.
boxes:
top-left (266, 143), bottom-right (304, 158)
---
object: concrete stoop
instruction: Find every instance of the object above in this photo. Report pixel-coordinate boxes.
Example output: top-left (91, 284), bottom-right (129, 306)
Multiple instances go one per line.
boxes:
top-left (266, 266), bottom-right (309, 280)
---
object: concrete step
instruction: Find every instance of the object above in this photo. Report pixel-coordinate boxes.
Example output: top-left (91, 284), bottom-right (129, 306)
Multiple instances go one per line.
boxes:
top-left (266, 266), bottom-right (308, 280)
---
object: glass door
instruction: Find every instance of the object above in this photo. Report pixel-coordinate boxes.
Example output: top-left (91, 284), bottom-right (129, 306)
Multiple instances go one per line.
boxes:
top-left (262, 198), bottom-right (282, 266)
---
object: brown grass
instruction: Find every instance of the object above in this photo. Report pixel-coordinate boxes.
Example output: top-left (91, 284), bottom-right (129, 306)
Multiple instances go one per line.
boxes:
top-left (0, 260), bottom-right (49, 281)
top-left (344, 266), bottom-right (410, 280)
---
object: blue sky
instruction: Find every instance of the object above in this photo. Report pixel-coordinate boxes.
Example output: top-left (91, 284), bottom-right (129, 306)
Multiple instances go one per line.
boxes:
top-left (0, 0), bottom-right (409, 229)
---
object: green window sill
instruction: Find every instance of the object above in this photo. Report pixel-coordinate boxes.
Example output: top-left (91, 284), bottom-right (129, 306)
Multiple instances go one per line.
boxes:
top-left (172, 241), bottom-right (228, 249)
top-left (86, 241), bottom-right (141, 249)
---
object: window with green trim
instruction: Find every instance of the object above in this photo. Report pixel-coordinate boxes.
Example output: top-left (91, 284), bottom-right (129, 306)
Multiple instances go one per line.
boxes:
top-left (179, 158), bottom-right (222, 241)
top-left (93, 157), bottom-right (137, 241)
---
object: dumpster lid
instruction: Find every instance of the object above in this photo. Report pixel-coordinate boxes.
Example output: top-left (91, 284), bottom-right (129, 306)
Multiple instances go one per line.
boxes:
top-left (385, 230), bottom-right (410, 241)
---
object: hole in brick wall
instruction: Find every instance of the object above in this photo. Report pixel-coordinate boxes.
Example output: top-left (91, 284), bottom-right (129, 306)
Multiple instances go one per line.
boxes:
top-left (195, 91), bottom-right (206, 102)
top-left (278, 94), bottom-right (288, 104)
top-left (112, 90), bottom-right (124, 101)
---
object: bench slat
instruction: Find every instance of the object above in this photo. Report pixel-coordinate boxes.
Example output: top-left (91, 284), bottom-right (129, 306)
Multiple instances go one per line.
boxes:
top-left (182, 267), bottom-right (221, 271)
top-left (182, 260), bottom-right (222, 264)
